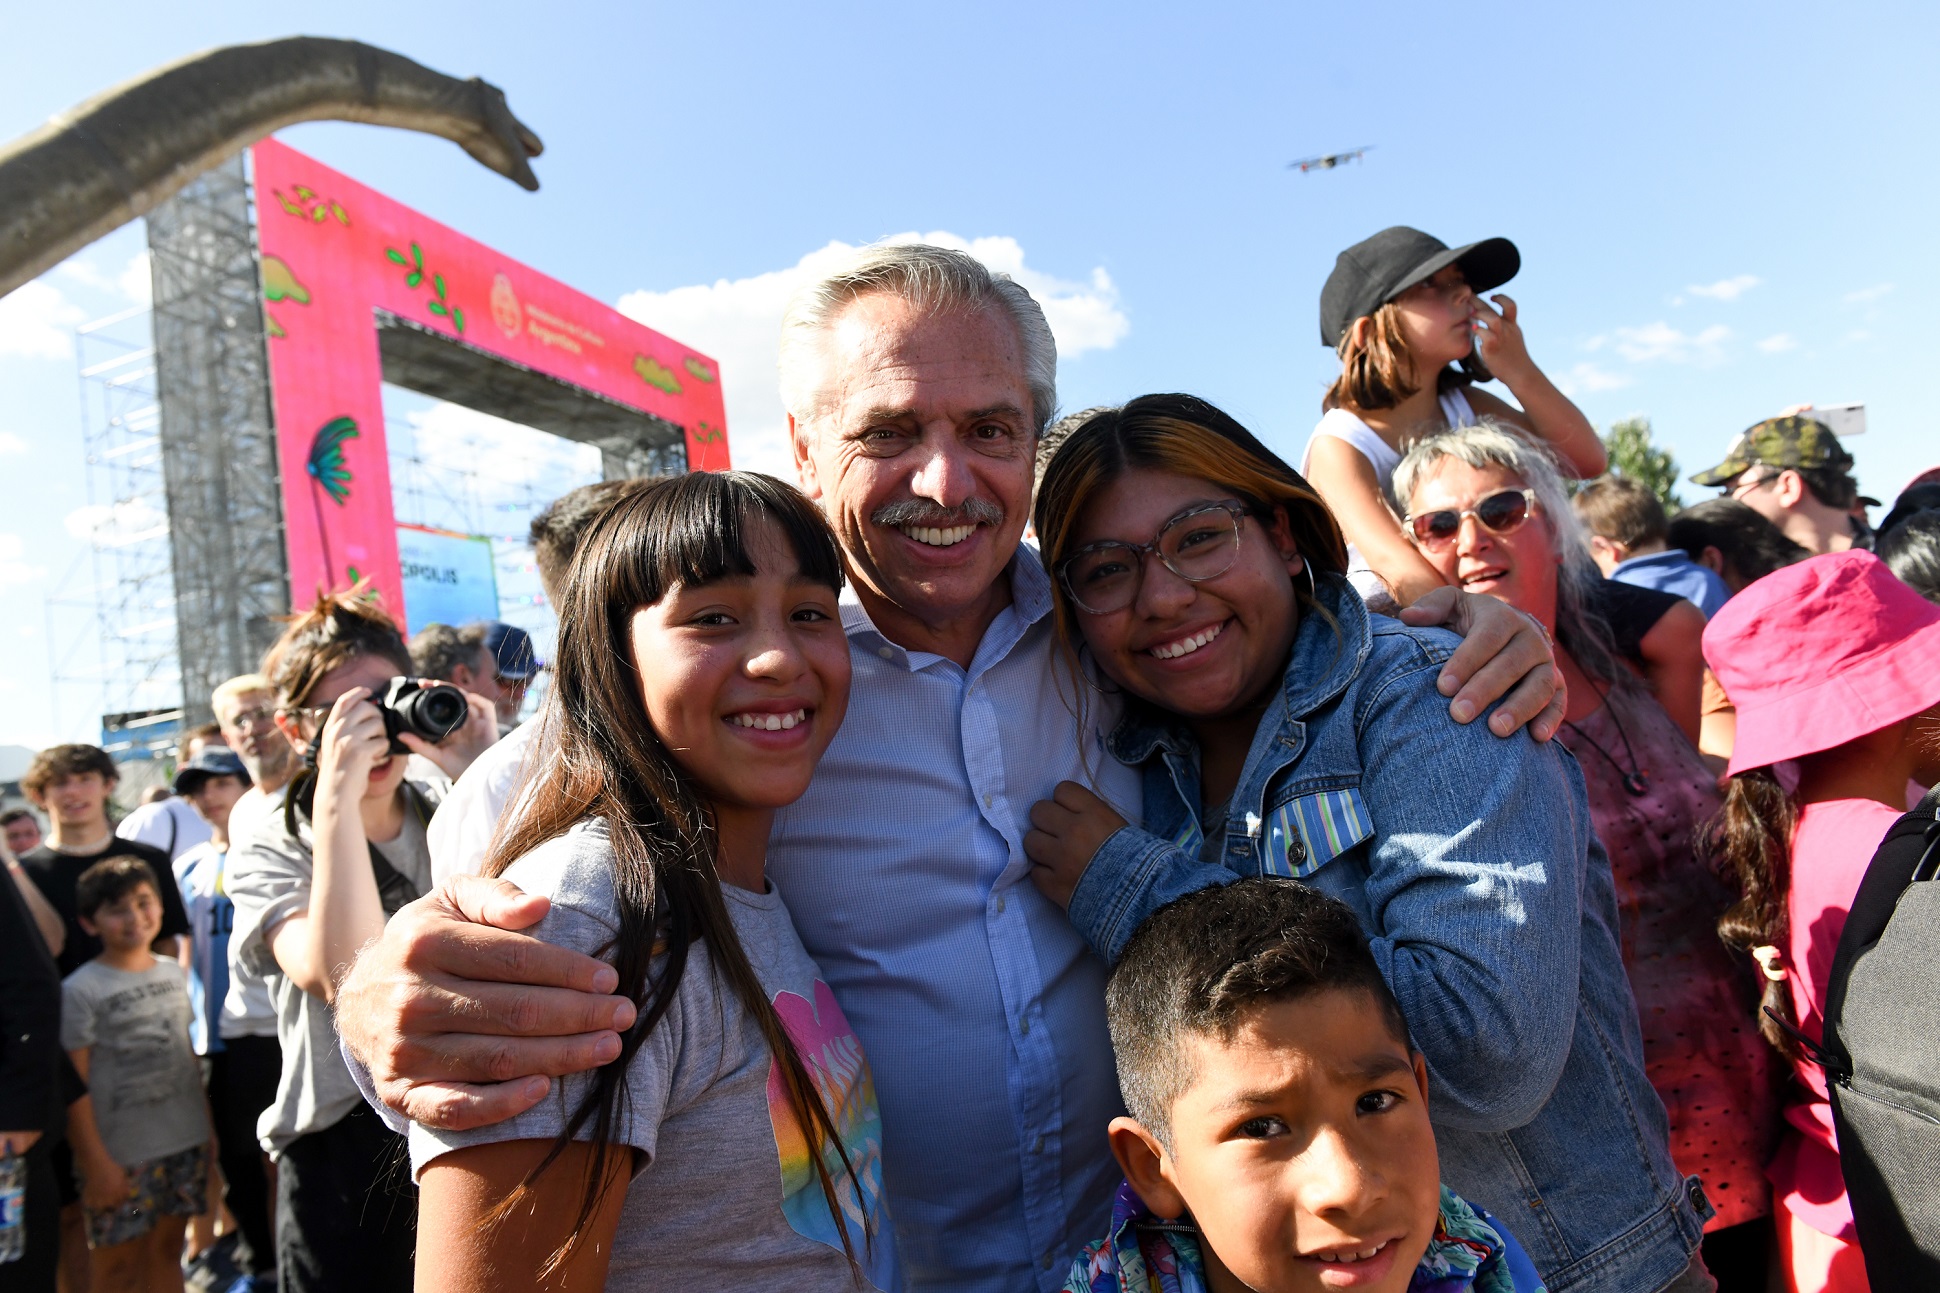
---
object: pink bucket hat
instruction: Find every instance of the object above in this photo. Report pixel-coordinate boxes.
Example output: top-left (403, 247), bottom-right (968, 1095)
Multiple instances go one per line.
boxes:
top-left (1704, 550), bottom-right (1940, 776)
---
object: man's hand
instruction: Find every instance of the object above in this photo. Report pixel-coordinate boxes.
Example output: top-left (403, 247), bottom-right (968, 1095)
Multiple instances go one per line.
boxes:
top-left (1025, 781), bottom-right (1128, 910)
top-left (1399, 587), bottom-right (1566, 741)
top-left (399, 688), bottom-right (499, 782)
top-left (79, 1155), bottom-right (130, 1212)
top-left (334, 874), bottom-right (636, 1131)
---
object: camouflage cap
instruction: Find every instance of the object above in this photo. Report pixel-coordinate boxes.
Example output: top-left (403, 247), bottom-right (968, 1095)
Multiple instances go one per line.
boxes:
top-left (1689, 416), bottom-right (1856, 487)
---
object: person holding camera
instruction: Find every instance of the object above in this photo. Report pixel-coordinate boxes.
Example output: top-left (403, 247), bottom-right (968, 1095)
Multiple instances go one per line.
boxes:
top-left (227, 591), bottom-right (494, 1293)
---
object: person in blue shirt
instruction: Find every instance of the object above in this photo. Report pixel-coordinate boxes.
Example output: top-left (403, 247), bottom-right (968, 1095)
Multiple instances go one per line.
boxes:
top-left (328, 245), bottom-right (1576, 1293)
top-left (1573, 477), bottom-right (1730, 617)
top-left (1022, 396), bottom-right (1713, 1293)
top-left (171, 746), bottom-right (277, 1283)
top-left (1066, 878), bottom-right (1545, 1293)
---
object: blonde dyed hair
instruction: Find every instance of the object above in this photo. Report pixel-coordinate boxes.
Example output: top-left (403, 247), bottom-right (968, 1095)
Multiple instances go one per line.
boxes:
top-left (1033, 394), bottom-right (1349, 660)
top-left (211, 673), bottom-right (272, 720)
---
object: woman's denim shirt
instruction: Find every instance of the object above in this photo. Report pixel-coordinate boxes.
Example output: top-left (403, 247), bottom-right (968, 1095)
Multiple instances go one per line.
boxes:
top-left (1068, 577), bottom-right (1710, 1293)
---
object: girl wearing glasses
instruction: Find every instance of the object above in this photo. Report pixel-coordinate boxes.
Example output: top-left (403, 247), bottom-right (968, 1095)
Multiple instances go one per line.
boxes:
top-left (1303, 227), bottom-right (1605, 609)
top-left (1024, 394), bottom-right (1715, 1293)
top-left (1395, 422), bottom-right (1781, 1289)
top-left (226, 593), bottom-right (498, 1293)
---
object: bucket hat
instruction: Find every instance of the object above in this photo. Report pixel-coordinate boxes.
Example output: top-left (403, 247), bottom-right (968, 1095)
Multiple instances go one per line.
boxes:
top-left (1704, 550), bottom-right (1940, 775)
top-left (1320, 226), bottom-right (1520, 347)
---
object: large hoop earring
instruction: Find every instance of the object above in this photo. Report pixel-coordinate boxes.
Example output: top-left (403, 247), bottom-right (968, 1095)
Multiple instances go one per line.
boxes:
top-left (1075, 640), bottom-right (1123, 696)
top-left (1295, 558), bottom-right (1318, 605)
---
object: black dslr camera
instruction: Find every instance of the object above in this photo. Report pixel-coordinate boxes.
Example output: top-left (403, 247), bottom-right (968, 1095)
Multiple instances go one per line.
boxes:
top-left (376, 676), bottom-right (469, 754)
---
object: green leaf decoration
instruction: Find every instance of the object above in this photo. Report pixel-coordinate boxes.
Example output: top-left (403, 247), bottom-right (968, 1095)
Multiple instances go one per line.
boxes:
top-left (633, 354), bottom-right (682, 395)
top-left (428, 301), bottom-right (447, 317)
top-left (683, 356), bottom-right (716, 383)
top-left (405, 270), bottom-right (423, 288)
top-left (386, 248), bottom-right (407, 265)
top-left (432, 273), bottom-right (446, 300)
top-left (452, 308), bottom-right (466, 333)
top-left (411, 245), bottom-right (424, 270)
top-left (306, 416), bottom-right (359, 505)
top-left (261, 255), bottom-right (311, 304)
top-left (330, 203), bottom-right (349, 225)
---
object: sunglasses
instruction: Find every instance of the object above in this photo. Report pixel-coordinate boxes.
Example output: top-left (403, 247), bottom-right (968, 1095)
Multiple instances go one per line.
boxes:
top-left (1405, 488), bottom-right (1538, 549)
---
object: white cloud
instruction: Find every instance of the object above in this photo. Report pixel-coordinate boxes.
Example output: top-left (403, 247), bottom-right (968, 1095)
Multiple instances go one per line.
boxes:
top-left (1554, 362), bottom-right (1632, 396)
top-left (1844, 283), bottom-right (1893, 305)
top-left (0, 534), bottom-right (44, 588)
top-left (617, 232), bottom-right (1129, 480)
top-left (56, 250), bottom-right (150, 304)
top-left (1591, 321), bottom-right (1732, 366)
top-left (0, 432), bottom-right (27, 456)
top-left (1686, 275), bottom-right (1761, 302)
top-left (65, 499), bottom-right (168, 546)
top-left (1757, 333), bottom-right (1798, 353)
top-left (0, 280), bottom-right (87, 359)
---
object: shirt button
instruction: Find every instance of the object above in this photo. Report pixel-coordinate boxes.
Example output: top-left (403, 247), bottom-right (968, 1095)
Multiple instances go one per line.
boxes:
top-left (995, 893), bottom-right (1007, 914)
top-left (983, 793), bottom-right (993, 808)
top-left (876, 646), bottom-right (894, 660)
top-left (1020, 1017), bottom-right (1031, 1036)
top-left (1032, 1135), bottom-right (1044, 1153)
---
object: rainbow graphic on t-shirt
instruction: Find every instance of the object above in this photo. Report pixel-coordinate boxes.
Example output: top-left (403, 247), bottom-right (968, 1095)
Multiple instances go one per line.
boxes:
top-left (766, 980), bottom-right (890, 1277)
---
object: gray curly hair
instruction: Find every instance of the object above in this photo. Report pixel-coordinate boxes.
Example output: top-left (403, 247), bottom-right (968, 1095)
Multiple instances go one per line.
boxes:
top-left (1394, 420), bottom-right (1628, 688)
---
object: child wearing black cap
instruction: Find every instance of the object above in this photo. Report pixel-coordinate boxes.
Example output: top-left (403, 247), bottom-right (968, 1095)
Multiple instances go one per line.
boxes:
top-left (1302, 226), bottom-right (1605, 607)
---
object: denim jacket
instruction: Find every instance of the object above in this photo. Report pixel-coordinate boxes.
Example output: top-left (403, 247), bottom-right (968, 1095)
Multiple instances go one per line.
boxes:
top-left (1067, 577), bottom-right (1708, 1293)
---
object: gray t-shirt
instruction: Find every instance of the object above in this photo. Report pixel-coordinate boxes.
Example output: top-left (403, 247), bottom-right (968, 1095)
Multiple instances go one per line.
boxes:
top-left (61, 958), bottom-right (209, 1165)
top-left (228, 780), bottom-right (440, 1157)
top-left (410, 821), bottom-right (901, 1292)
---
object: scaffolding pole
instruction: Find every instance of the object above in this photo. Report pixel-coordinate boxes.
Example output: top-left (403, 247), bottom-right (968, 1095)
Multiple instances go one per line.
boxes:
top-left (147, 154), bottom-right (288, 726)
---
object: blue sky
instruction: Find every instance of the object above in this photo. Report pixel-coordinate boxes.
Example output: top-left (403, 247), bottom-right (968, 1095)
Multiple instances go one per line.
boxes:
top-left (3, 2), bottom-right (1936, 749)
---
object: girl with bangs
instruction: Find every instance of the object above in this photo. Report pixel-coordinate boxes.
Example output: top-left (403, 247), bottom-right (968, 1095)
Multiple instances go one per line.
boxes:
top-left (1023, 395), bottom-right (1714, 1293)
top-left (411, 471), bottom-right (899, 1292)
top-left (1304, 226), bottom-right (1604, 607)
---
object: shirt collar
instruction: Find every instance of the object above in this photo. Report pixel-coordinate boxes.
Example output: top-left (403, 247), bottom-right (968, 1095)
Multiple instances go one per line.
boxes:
top-left (839, 544), bottom-right (1052, 670)
top-left (1611, 548), bottom-right (1684, 575)
top-left (1106, 573), bottom-right (1373, 765)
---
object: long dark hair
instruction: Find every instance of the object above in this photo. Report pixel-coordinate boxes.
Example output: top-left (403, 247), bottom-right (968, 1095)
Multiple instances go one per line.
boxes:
top-left (1032, 395), bottom-right (1350, 757)
top-left (1706, 767), bottom-right (1803, 1061)
top-left (482, 471), bottom-right (864, 1275)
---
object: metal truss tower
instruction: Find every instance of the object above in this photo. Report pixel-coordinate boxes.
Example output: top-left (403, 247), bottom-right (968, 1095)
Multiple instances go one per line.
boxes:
top-left (146, 154), bottom-right (288, 726)
top-left (45, 305), bottom-right (181, 751)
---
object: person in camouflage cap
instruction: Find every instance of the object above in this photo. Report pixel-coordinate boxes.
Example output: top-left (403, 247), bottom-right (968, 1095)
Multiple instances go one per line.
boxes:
top-left (1690, 415), bottom-right (1868, 555)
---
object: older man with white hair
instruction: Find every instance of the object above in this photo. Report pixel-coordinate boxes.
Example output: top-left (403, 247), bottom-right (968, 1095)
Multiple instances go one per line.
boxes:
top-left (333, 243), bottom-right (1564, 1291)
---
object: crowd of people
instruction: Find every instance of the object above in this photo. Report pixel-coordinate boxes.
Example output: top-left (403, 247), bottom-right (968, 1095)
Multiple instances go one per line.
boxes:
top-left (2, 231), bottom-right (1936, 1293)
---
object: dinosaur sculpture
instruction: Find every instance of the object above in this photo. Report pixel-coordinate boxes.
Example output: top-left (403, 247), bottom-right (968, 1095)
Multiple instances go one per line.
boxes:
top-left (0, 36), bottom-right (543, 298)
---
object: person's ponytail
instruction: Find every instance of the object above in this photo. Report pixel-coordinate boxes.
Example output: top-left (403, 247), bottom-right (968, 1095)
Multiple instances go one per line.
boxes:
top-left (1707, 767), bottom-right (1805, 1061)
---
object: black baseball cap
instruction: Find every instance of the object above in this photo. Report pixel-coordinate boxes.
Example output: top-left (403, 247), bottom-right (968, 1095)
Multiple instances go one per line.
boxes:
top-left (172, 747), bottom-right (251, 796)
top-left (1320, 226), bottom-right (1521, 347)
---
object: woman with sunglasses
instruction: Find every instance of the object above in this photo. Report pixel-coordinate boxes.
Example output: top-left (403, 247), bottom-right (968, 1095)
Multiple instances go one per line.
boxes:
top-left (1024, 394), bottom-right (1715, 1293)
top-left (1395, 422), bottom-right (1783, 1290)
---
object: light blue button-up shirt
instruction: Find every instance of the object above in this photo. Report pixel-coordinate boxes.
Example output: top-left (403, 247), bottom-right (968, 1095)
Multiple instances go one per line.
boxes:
top-left (768, 548), bottom-right (1139, 1292)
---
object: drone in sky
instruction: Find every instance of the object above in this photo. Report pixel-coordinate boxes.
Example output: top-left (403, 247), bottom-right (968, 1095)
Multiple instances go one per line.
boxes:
top-left (1289, 147), bottom-right (1371, 173)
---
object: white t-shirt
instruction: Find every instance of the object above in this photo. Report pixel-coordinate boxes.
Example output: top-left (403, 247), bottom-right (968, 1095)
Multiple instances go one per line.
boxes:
top-left (116, 796), bottom-right (212, 862)
top-left (427, 719), bottom-right (537, 886)
top-left (1302, 388), bottom-right (1476, 600)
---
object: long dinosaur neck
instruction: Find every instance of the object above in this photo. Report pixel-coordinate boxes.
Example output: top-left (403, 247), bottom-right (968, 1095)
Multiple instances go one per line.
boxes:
top-left (0, 37), bottom-right (540, 298)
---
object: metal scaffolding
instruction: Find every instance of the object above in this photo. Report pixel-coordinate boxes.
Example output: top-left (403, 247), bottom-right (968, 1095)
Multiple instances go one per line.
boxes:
top-left (44, 303), bottom-right (181, 756)
top-left (146, 154), bottom-right (288, 726)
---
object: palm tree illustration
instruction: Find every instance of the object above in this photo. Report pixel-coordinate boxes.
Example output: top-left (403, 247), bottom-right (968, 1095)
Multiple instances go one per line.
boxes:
top-left (306, 416), bottom-right (358, 586)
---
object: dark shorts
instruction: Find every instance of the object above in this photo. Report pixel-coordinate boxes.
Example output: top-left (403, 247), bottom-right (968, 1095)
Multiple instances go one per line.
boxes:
top-left (82, 1142), bottom-right (209, 1249)
top-left (277, 1103), bottom-right (416, 1293)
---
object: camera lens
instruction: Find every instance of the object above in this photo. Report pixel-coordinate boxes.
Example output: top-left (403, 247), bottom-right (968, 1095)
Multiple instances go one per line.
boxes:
top-left (419, 689), bottom-right (466, 731)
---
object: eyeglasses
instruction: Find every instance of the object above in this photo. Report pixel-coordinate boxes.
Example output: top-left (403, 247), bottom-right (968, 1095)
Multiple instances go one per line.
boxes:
top-left (1405, 488), bottom-right (1538, 550)
top-left (1728, 471), bottom-right (1778, 500)
top-left (1057, 502), bottom-right (1250, 616)
top-left (226, 704), bottom-right (277, 730)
